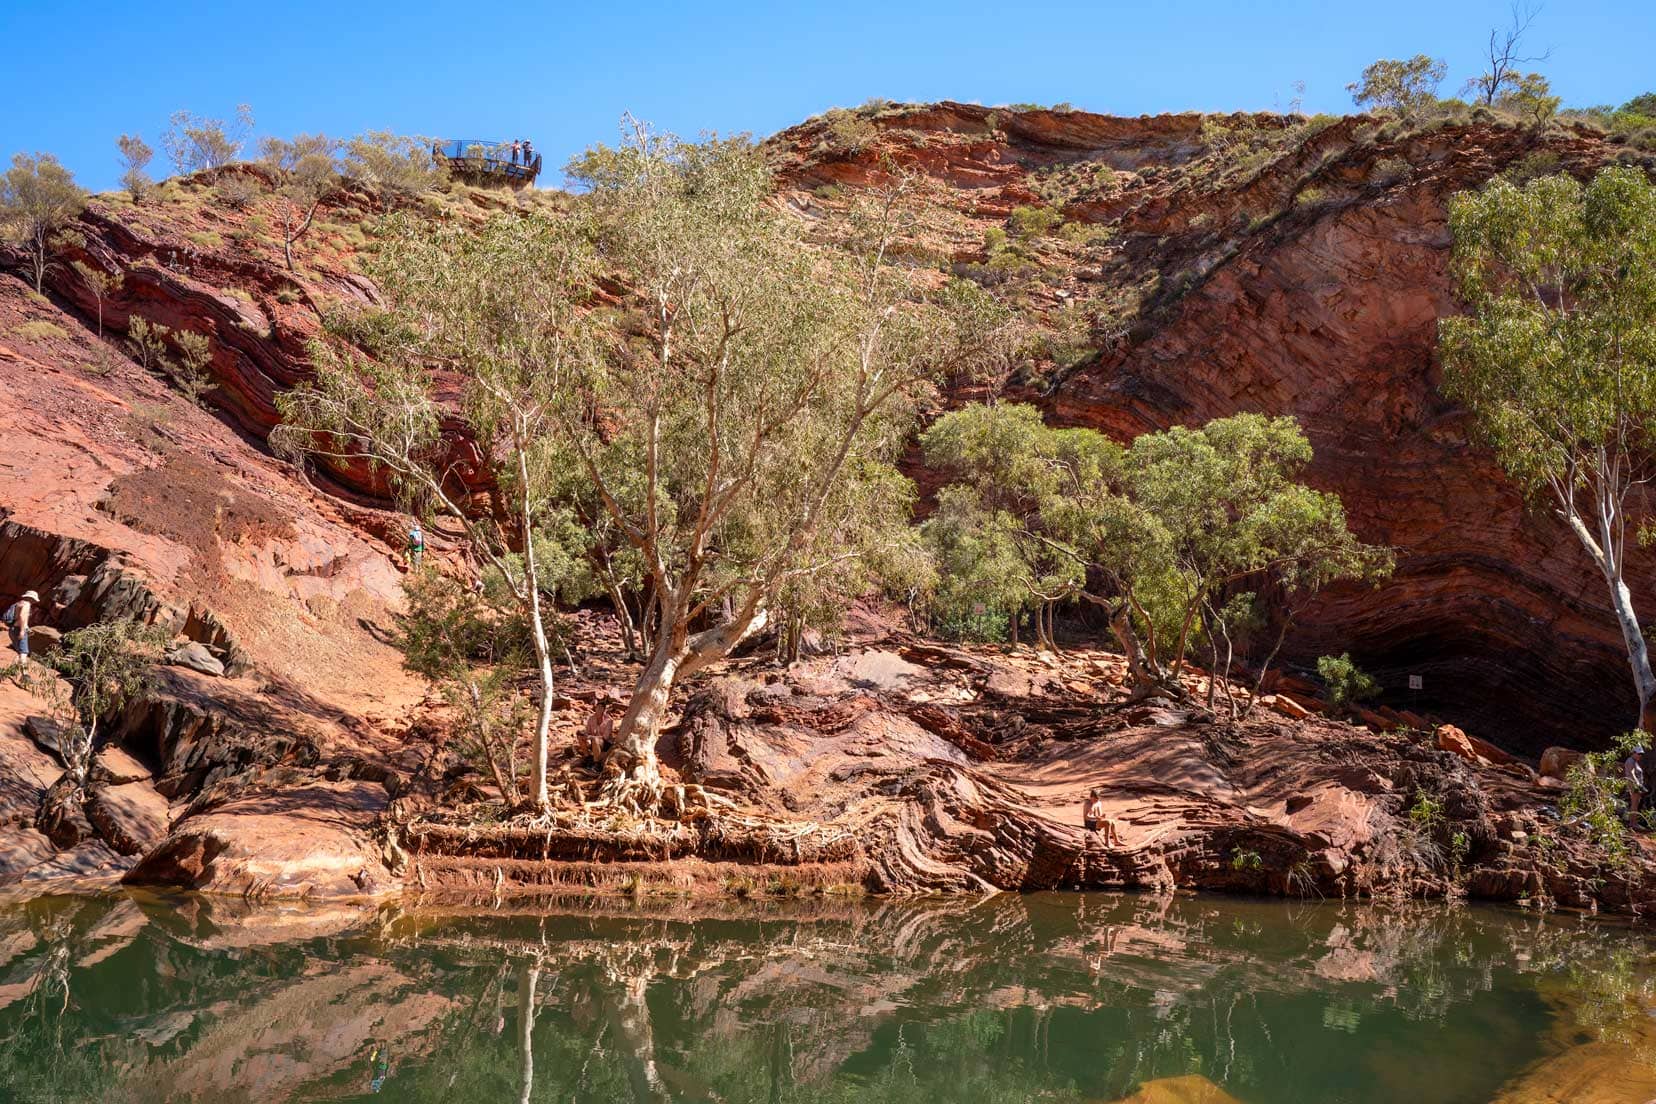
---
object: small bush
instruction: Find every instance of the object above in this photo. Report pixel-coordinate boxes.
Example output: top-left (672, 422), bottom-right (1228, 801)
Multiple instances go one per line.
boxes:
top-left (1370, 157), bottom-right (1411, 185)
top-left (1295, 186), bottom-right (1330, 209)
top-left (1230, 848), bottom-right (1263, 872)
top-left (819, 108), bottom-right (877, 154)
top-left (215, 175), bottom-right (262, 209)
top-left (1008, 204), bottom-right (1063, 240)
top-left (186, 230), bottom-right (222, 249)
top-left (275, 286), bottom-right (301, 304)
top-left (937, 606), bottom-right (1010, 643)
top-left (1501, 150), bottom-right (1561, 184)
top-left (1317, 653), bottom-right (1378, 714)
top-left (1058, 220), bottom-right (1112, 245)
top-left (812, 183), bottom-right (844, 201)
top-left (1560, 731), bottom-right (1647, 866)
top-left (11, 320), bottom-right (69, 344)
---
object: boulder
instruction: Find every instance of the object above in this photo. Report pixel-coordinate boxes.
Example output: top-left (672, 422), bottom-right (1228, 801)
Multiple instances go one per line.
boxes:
top-left (165, 642), bottom-right (225, 677)
top-left (91, 745), bottom-right (152, 785)
top-left (23, 714), bottom-right (71, 765)
top-left (1270, 694), bottom-right (1312, 720)
top-left (86, 780), bottom-right (169, 856)
top-left (1435, 724), bottom-right (1489, 765)
top-left (23, 624), bottom-right (61, 657)
top-left (1539, 746), bottom-right (1585, 780)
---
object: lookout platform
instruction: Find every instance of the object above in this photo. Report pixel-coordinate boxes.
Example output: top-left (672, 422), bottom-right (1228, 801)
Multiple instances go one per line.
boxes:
top-left (434, 138), bottom-right (542, 188)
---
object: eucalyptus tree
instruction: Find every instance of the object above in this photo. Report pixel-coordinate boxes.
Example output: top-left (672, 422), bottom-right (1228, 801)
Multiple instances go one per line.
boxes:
top-left (0, 152), bottom-right (85, 293)
top-left (259, 133), bottom-right (340, 270)
top-left (925, 404), bottom-right (1388, 706)
top-left (274, 211), bottom-right (596, 811)
top-left (281, 123), bottom-right (1006, 814)
top-left (1440, 166), bottom-right (1656, 729)
top-left (559, 123), bottom-right (1007, 810)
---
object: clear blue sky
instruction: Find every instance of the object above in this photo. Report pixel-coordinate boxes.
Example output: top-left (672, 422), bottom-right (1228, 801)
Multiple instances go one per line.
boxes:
top-left (4, 0), bottom-right (1651, 193)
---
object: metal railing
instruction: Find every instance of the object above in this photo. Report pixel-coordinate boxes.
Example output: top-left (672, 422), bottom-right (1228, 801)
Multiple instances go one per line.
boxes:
top-left (433, 138), bottom-right (543, 180)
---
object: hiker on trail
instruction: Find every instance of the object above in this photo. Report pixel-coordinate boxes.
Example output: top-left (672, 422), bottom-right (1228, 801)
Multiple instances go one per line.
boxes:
top-left (578, 690), bottom-right (618, 765)
top-left (3, 590), bottom-right (37, 667)
top-left (1626, 746), bottom-right (1647, 829)
top-left (1083, 788), bottom-right (1123, 846)
top-left (406, 522), bottom-right (424, 570)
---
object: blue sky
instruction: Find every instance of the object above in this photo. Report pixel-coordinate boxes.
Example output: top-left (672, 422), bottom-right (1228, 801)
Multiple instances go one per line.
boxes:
top-left (3, 0), bottom-right (1651, 193)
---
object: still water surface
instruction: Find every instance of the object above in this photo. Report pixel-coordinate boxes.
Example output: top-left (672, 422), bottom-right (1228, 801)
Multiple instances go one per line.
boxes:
top-left (0, 891), bottom-right (1652, 1103)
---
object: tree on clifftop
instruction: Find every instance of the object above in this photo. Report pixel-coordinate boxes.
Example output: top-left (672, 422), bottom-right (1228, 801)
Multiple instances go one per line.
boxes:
top-left (1347, 55), bottom-right (1447, 119)
top-left (0, 152), bottom-right (86, 293)
top-left (1441, 166), bottom-right (1656, 732)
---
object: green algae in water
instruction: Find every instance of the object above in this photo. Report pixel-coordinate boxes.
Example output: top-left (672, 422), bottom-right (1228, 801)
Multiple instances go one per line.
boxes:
top-left (0, 892), bottom-right (1652, 1103)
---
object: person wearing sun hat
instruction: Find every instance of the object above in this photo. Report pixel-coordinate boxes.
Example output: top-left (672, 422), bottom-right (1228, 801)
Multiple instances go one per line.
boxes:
top-left (3, 589), bottom-right (39, 666)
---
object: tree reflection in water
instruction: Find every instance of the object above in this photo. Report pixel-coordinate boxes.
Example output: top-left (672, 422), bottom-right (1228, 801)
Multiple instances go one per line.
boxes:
top-left (0, 891), bottom-right (1651, 1103)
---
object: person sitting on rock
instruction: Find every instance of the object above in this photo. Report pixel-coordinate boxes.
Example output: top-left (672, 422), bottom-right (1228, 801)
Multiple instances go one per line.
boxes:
top-left (578, 691), bottom-right (618, 766)
top-left (3, 590), bottom-right (38, 667)
top-left (1083, 788), bottom-right (1123, 847)
top-left (1626, 746), bottom-right (1647, 829)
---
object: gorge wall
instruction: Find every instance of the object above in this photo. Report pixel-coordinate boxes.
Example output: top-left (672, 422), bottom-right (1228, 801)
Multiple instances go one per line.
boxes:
top-left (772, 102), bottom-right (1656, 751)
top-left (7, 104), bottom-right (1655, 756)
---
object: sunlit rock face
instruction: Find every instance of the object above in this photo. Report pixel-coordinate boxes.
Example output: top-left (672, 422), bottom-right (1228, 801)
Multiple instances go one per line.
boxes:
top-left (772, 102), bottom-right (1645, 751)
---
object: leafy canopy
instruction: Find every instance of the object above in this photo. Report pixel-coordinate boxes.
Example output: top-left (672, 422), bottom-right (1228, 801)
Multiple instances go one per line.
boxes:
top-left (1347, 55), bottom-right (1448, 117)
top-left (1440, 167), bottom-right (1656, 505)
top-left (924, 403), bottom-right (1389, 673)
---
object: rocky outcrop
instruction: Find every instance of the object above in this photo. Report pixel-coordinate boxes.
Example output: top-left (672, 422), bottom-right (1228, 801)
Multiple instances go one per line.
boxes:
top-left (774, 104), bottom-right (1656, 752)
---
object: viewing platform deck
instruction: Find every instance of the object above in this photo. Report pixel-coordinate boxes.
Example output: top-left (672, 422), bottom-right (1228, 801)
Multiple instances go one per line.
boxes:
top-left (434, 138), bottom-right (543, 187)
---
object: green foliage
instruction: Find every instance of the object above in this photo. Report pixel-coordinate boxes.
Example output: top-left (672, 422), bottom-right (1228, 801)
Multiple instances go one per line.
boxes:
top-left (1440, 168), bottom-right (1656, 715)
top-left (1007, 204), bottom-right (1063, 240)
top-left (819, 108), bottom-right (877, 154)
top-left (1407, 790), bottom-right (1444, 832)
top-left (283, 123), bottom-right (1012, 792)
top-left (1370, 157), bottom-right (1411, 185)
top-left (341, 131), bottom-right (447, 206)
top-left (161, 104), bottom-right (254, 174)
top-left (0, 151), bottom-right (86, 292)
top-left (400, 570), bottom-right (536, 801)
top-left (115, 134), bottom-right (153, 201)
top-left (1498, 72), bottom-right (1560, 123)
top-left (1317, 652), bottom-right (1378, 713)
top-left (1230, 848), bottom-right (1263, 871)
top-left (126, 317), bottom-right (212, 404)
top-left (1561, 731), bottom-right (1647, 865)
top-left (925, 404), bottom-right (1390, 685)
top-left (1347, 55), bottom-right (1447, 117)
top-left (1441, 166), bottom-right (1656, 500)
top-left (37, 618), bottom-right (166, 781)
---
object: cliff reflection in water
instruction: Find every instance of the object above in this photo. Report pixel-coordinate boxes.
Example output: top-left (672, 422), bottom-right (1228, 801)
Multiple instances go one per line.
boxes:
top-left (0, 892), bottom-right (1652, 1103)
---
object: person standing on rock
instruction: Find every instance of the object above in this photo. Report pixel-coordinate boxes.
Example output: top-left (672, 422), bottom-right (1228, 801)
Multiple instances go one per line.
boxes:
top-left (407, 522), bottom-right (424, 570)
top-left (3, 590), bottom-right (37, 667)
top-left (1626, 746), bottom-right (1647, 829)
